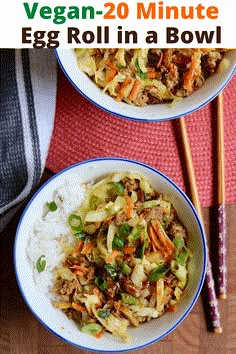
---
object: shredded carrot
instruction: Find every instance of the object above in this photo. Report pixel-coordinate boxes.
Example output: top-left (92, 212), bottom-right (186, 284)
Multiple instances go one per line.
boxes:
top-left (105, 250), bottom-right (120, 263)
top-left (105, 68), bottom-right (117, 83)
top-left (95, 330), bottom-right (104, 338)
top-left (93, 221), bottom-right (101, 228)
top-left (81, 242), bottom-right (96, 254)
top-left (147, 71), bottom-right (159, 79)
top-left (104, 215), bottom-right (115, 224)
top-left (124, 194), bottom-right (134, 220)
top-left (148, 225), bottom-right (164, 251)
top-left (93, 287), bottom-right (101, 296)
top-left (116, 78), bottom-right (132, 102)
top-left (123, 245), bottom-right (136, 254)
top-left (72, 302), bottom-right (87, 312)
top-left (69, 264), bottom-right (88, 273)
top-left (105, 59), bottom-right (119, 72)
top-left (73, 269), bottom-right (84, 276)
top-left (72, 240), bottom-right (84, 256)
top-left (129, 79), bottom-right (142, 101)
top-left (105, 59), bottom-right (120, 83)
top-left (152, 243), bottom-right (157, 252)
top-left (183, 50), bottom-right (201, 92)
top-left (151, 220), bottom-right (175, 254)
top-left (148, 225), bottom-right (171, 259)
top-left (170, 63), bottom-right (177, 77)
top-left (156, 52), bottom-right (163, 68)
top-left (168, 305), bottom-right (177, 312)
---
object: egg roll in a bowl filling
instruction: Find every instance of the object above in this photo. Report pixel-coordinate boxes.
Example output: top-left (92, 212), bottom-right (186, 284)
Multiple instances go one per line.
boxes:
top-left (51, 172), bottom-right (190, 342)
top-left (74, 48), bottom-right (229, 106)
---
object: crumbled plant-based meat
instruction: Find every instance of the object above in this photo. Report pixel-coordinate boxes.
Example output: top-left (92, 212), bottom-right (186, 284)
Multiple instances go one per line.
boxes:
top-left (145, 206), bottom-right (164, 223)
top-left (115, 212), bottom-right (128, 226)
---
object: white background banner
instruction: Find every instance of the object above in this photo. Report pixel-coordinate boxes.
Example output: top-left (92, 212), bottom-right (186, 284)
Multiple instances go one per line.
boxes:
top-left (1, 0), bottom-right (235, 48)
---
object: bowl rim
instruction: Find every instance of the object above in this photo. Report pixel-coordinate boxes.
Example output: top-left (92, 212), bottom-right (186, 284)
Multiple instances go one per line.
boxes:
top-left (54, 49), bottom-right (236, 123)
top-left (14, 157), bottom-right (207, 352)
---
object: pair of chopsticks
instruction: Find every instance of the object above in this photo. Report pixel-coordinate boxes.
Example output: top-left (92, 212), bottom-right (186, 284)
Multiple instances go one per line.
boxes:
top-left (216, 93), bottom-right (227, 300)
top-left (179, 92), bottom-right (226, 333)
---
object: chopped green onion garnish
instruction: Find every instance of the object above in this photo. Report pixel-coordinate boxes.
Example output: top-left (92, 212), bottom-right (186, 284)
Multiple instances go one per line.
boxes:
top-left (173, 237), bottom-right (185, 248)
top-left (98, 308), bottom-right (110, 319)
top-left (113, 182), bottom-right (125, 196)
top-left (74, 231), bottom-right (87, 240)
top-left (117, 223), bottom-right (131, 237)
top-left (121, 292), bottom-right (139, 305)
top-left (95, 276), bottom-right (108, 291)
top-left (121, 262), bottom-right (132, 275)
top-left (148, 264), bottom-right (169, 281)
top-left (174, 247), bottom-right (189, 266)
top-left (68, 214), bottom-right (83, 232)
top-left (135, 58), bottom-right (147, 79)
top-left (116, 62), bottom-right (125, 69)
top-left (173, 237), bottom-right (189, 266)
top-left (161, 223), bottom-right (166, 230)
top-left (104, 262), bottom-right (118, 279)
top-left (129, 225), bottom-right (142, 242)
top-left (36, 255), bottom-right (46, 273)
top-left (46, 201), bottom-right (57, 212)
top-left (112, 234), bottom-right (124, 251)
top-left (137, 243), bottom-right (145, 260)
top-left (81, 323), bottom-right (103, 336)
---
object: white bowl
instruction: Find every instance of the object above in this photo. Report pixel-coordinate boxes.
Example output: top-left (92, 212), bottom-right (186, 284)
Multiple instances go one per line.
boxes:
top-left (55, 49), bottom-right (236, 122)
top-left (14, 158), bottom-right (207, 352)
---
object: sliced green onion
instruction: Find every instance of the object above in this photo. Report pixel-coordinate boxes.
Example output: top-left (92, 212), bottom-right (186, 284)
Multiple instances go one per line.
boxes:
top-left (129, 225), bottom-right (142, 243)
top-left (121, 292), bottom-right (139, 305)
top-left (137, 243), bottom-right (145, 260)
top-left (113, 182), bottom-right (125, 196)
top-left (161, 223), bottom-right (166, 231)
top-left (173, 237), bottom-right (185, 248)
top-left (117, 223), bottom-right (131, 237)
top-left (121, 262), bottom-right (132, 276)
top-left (46, 201), bottom-right (57, 212)
top-left (95, 276), bottom-right (108, 291)
top-left (74, 231), bottom-right (87, 240)
top-left (98, 308), bottom-right (110, 319)
top-left (135, 58), bottom-right (147, 80)
top-left (116, 63), bottom-right (125, 69)
top-left (174, 247), bottom-right (189, 266)
top-left (81, 323), bottom-right (103, 336)
top-left (148, 264), bottom-right (169, 281)
top-left (173, 237), bottom-right (189, 266)
top-left (68, 214), bottom-right (83, 232)
top-left (104, 262), bottom-right (118, 279)
top-left (36, 255), bottom-right (46, 273)
top-left (112, 235), bottom-right (124, 251)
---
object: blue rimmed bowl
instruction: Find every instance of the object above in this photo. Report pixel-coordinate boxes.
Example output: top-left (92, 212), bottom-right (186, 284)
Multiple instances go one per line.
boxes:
top-left (55, 49), bottom-right (236, 122)
top-left (14, 157), bottom-right (207, 352)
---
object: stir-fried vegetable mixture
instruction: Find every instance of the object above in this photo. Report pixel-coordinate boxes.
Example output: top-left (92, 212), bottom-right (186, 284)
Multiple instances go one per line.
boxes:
top-left (75, 48), bottom-right (228, 106)
top-left (52, 172), bottom-right (190, 342)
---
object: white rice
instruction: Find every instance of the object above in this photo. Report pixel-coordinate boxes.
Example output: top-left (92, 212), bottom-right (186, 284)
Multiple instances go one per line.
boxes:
top-left (27, 179), bottom-right (85, 295)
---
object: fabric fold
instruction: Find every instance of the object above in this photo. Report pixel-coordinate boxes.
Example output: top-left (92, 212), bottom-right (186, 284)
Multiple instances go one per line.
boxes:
top-left (0, 49), bottom-right (57, 232)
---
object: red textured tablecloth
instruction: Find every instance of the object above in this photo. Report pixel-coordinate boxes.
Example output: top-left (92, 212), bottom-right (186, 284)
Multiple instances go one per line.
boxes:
top-left (46, 67), bottom-right (236, 207)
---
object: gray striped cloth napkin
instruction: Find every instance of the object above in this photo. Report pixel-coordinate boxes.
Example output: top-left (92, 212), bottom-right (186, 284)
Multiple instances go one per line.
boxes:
top-left (0, 49), bottom-right (57, 232)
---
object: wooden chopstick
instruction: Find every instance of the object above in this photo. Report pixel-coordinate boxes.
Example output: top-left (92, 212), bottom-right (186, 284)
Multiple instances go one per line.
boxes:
top-left (216, 92), bottom-right (227, 300)
top-left (179, 117), bottom-right (222, 334)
